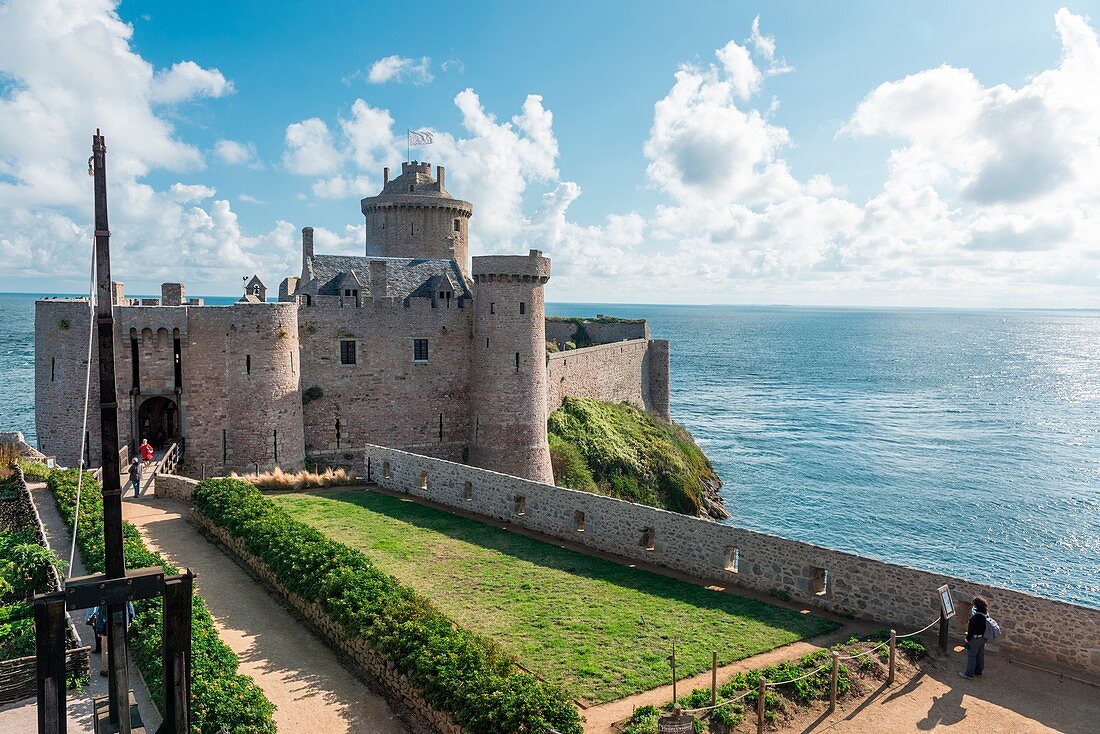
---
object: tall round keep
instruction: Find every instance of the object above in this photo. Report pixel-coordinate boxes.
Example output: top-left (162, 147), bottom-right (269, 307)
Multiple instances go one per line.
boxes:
top-left (468, 251), bottom-right (554, 483)
top-left (361, 162), bottom-right (473, 274)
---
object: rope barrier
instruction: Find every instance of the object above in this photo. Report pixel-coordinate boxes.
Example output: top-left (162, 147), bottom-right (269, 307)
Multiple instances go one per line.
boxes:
top-left (669, 613), bottom-right (942, 715)
top-left (896, 617), bottom-right (941, 639)
top-left (67, 239), bottom-right (97, 577)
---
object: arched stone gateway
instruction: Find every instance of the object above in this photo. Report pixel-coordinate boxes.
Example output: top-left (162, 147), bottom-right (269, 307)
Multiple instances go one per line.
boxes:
top-left (137, 395), bottom-right (178, 451)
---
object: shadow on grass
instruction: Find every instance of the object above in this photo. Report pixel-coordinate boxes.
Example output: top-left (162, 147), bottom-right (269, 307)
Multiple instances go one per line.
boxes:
top-left (283, 488), bottom-right (837, 642)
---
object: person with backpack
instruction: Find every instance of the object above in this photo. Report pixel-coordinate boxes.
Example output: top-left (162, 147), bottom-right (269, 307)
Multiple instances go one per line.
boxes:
top-left (960, 595), bottom-right (1000, 679)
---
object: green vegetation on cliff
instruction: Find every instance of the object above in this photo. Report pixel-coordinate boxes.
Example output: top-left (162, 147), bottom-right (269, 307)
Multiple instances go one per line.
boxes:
top-left (547, 397), bottom-right (726, 518)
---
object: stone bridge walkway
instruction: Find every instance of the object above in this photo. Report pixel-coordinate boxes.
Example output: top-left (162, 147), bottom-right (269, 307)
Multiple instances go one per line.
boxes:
top-left (121, 495), bottom-right (408, 734)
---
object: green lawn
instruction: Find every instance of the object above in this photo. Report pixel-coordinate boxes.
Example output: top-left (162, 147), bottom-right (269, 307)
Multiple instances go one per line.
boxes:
top-left (273, 489), bottom-right (838, 703)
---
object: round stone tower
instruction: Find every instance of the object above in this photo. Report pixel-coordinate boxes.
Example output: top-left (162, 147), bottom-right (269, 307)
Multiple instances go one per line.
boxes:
top-left (468, 250), bottom-right (554, 484)
top-left (360, 161), bottom-right (473, 274)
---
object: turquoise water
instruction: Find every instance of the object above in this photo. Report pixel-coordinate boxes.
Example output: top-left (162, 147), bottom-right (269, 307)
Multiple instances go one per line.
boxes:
top-left (2, 293), bottom-right (1097, 606)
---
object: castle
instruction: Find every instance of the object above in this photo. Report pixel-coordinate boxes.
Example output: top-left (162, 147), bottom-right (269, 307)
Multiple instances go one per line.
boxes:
top-left (35, 161), bottom-right (669, 482)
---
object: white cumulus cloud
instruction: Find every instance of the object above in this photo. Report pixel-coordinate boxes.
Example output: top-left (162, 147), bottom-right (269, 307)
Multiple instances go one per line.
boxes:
top-left (213, 138), bottom-right (259, 166)
top-left (150, 60), bottom-right (235, 103)
top-left (366, 55), bottom-right (433, 85)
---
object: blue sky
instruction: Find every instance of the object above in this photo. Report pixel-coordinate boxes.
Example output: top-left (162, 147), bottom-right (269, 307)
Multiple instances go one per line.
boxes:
top-left (2, 1), bottom-right (1100, 305)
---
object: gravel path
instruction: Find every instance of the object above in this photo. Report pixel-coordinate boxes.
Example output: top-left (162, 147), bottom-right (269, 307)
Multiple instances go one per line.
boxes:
top-left (123, 495), bottom-right (408, 734)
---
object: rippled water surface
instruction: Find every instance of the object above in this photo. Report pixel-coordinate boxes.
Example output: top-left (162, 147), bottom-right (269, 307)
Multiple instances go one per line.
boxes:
top-left (2, 294), bottom-right (1097, 606)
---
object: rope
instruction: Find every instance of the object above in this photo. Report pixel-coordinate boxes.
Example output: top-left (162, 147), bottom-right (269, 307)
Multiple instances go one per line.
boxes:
top-left (765, 662), bottom-right (831, 687)
top-left (896, 617), bottom-right (941, 638)
top-left (836, 640), bottom-right (888, 661)
top-left (680, 687), bottom-right (754, 715)
top-left (67, 239), bottom-right (97, 577)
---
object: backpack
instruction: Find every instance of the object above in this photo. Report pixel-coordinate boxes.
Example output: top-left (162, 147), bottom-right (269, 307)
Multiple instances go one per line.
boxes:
top-left (983, 614), bottom-right (1003, 640)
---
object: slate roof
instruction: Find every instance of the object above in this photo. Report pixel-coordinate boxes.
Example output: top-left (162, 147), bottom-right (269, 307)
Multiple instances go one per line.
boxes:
top-left (301, 254), bottom-right (471, 301)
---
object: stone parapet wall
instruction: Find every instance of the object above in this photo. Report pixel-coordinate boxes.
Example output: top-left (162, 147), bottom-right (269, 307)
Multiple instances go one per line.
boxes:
top-left (154, 474), bottom-right (199, 501)
top-left (545, 318), bottom-right (649, 347)
top-left (192, 508), bottom-right (462, 734)
top-left (362, 444), bottom-right (1100, 679)
top-left (546, 339), bottom-right (671, 419)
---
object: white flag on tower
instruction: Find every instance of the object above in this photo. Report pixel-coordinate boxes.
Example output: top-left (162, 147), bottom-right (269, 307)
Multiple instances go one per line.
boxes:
top-left (408, 130), bottom-right (434, 146)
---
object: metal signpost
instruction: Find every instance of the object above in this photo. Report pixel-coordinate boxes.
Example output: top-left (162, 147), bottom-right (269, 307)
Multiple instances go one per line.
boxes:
top-left (33, 131), bottom-right (195, 734)
top-left (937, 583), bottom-right (955, 654)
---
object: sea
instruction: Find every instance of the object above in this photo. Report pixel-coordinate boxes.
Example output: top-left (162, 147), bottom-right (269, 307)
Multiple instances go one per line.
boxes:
top-left (2, 292), bottom-right (1097, 607)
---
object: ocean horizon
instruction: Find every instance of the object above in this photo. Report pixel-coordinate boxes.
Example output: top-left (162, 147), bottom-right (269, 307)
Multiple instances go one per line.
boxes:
top-left (2, 292), bottom-right (1097, 608)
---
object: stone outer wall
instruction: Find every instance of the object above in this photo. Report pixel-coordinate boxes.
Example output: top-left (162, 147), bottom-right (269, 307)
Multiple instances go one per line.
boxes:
top-left (191, 508), bottom-right (462, 734)
top-left (35, 299), bottom-right (304, 475)
top-left (546, 339), bottom-right (672, 419)
top-left (154, 474), bottom-right (199, 501)
top-left (545, 318), bottom-right (649, 348)
top-left (297, 297), bottom-right (471, 464)
top-left (362, 444), bottom-right (1100, 679)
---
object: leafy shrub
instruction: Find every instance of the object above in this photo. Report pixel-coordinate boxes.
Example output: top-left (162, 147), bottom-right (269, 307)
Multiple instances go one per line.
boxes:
top-left (193, 477), bottom-right (584, 734)
top-left (622, 704), bottom-right (660, 734)
top-left (46, 468), bottom-right (276, 734)
top-left (19, 460), bottom-right (53, 483)
top-left (547, 397), bottom-right (721, 516)
top-left (545, 340), bottom-right (560, 354)
top-left (548, 434), bottom-right (596, 492)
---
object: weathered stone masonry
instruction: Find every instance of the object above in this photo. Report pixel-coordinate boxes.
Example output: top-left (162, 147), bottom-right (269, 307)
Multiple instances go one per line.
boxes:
top-left (546, 338), bottom-right (671, 418)
top-left (361, 443), bottom-right (1100, 679)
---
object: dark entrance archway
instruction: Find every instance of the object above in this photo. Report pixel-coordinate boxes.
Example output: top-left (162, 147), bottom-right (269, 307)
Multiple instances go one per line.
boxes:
top-left (138, 396), bottom-right (179, 451)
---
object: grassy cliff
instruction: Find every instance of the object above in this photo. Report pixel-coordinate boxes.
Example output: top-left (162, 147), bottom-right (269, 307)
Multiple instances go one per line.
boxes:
top-left (547, 397), bottom-right (728, 518)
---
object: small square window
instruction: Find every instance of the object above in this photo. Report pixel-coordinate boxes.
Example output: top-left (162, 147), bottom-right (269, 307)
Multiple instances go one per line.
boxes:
top-left (340, 340), bottom-right (357, 365)
top-left (519, 302), bottom-right (526, 315)
top-left (413, 339), bottom-right (429, 363)
top-left (725, 547), bottom-right (739, 573)
top-left (382, 461), bottom-right (392, 479)
top-left (574, 510), bottom-right (585, 532)
top-left (420, 471), bottom-right (429, 490)
top-left (810, 566), bottom-right (829, 596)
top-left (490, 302), bottom-right (495, 314)
top-left (642, 528), bottom-right (655, 551)
top-left (454, 218), bottom-right (461, 232)
top-left (463, 481), bottom-right (472, 500)
top-left (515, 495), bottom-right (526, 515)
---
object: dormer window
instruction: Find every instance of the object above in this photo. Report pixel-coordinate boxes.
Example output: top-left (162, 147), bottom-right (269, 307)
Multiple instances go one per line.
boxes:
top-left (453, 219), bottom-right (461, 232)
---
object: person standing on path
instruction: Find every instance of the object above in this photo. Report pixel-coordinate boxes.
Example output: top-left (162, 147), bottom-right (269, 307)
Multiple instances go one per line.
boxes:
top-left (139, 438), bottom-right (154, 467)
top-left (960, 596), bottom-right (989, 679)
top-left (89, 601), bottom-right (136, 676)
top-left (128, 457), bottom-right (142, 497)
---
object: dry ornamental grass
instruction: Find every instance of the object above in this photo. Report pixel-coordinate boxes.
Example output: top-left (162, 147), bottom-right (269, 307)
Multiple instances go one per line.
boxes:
top-left (232, 466), bottom-right (355, 491)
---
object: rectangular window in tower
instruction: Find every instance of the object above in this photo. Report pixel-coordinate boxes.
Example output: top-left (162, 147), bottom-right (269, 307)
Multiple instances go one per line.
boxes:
top-left (413, 339), bottom-right (429, 363)
top-left (130, 336), bottom-right (139, 390)
top-left (51, 357), bottom-right (55, 382)
top-left (222, 429), bottom-right (227, 463)
top-left (490, 302), bottom-right (495, 314)
top-left (438, 413), bottom-right (443, 442)
top-left (515, 352), bottom-right (520, 372)
top-left (273, 429), bottom-right (278, 465)
top-left (485, 338), bottom-right (489, 349)
top-left (340, 340), bottom-right (357, 365)
top-left (246, 355), bottom-right (251, 375)
top-left (335, 418), bottom-right (342, 448)
top-left (519, 302), bottom-right (526, 315)
top-left (173, 337), bottom-right (182, 389)
top-left (454, 218), bottom-right (461, 232)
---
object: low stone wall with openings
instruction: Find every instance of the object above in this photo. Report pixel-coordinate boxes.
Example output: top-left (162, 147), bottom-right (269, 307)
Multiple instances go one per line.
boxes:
top-left (362, 444), bottom-right (1100, 679)
top-left (192, 508), bottom-right (461, 734)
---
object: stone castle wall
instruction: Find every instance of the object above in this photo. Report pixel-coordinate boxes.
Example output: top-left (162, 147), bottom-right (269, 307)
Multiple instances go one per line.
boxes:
top-left (297, 296), bottom-right (471, 464)
top-left (363, 202), bottom-right (472, 273)
top-left (546, 338), bottom-right (672, 419)
top-left (544, 318), bottom-right (650, 348)
top-left (361, 443), bottom-right (1100, 679)
top-left (35, 299), bottom-right (304, 474)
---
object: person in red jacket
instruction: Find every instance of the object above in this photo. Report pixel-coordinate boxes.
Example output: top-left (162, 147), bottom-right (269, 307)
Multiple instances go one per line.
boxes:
top-left (139, 438), bottom-right (154, 467)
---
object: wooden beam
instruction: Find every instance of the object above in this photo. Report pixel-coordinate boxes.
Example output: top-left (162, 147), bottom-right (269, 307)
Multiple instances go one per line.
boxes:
top-left (161, 572), bottom-right (193, 734)
top-left (34, 594), bottom-right (67, 734)
top-left (64, 567), bottom-right (165, 610)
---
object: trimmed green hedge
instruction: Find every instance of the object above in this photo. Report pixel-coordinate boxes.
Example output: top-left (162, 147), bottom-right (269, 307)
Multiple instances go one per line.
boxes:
top-left (193, 477), bottom-right (584, 734)
top-left (46, 468), bottom-right (276, 734)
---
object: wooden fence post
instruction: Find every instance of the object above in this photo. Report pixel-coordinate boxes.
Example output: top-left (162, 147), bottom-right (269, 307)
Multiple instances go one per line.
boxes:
top-left (756, 676), bottom-right (767, 734)
top-left (670, 640), bottom-right (677, 705)
top-left (829, 650), bottom-right (840, 713)
top-left (938, 610), bottom-right (949, 654)
top-left (888, 629), bottom-right (897, 685)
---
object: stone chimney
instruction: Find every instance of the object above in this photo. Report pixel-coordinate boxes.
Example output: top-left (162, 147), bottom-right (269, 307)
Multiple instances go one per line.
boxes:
top-left (437, 165), bottom-right (445, 191)
top-left (111, 281), bottom-right (126, 305)
top-left (383, 166), bottom-right (390, 187)
top-left (302, 226), bottom-right (314, 267)
top-left (370, 260), bottom-right (388, 298)
top-left (161, 282), bottom-right (185, 306)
